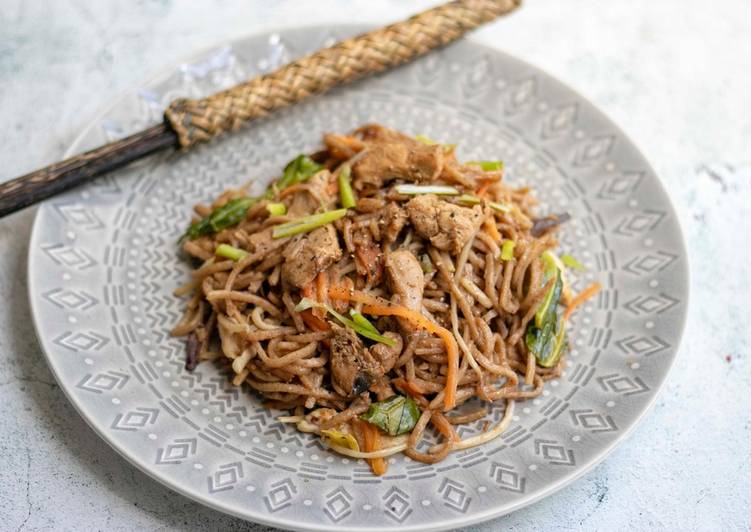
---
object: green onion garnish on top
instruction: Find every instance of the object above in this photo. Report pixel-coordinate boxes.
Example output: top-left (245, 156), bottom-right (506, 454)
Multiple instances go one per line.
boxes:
top-left (457, 194), bottom-right (482, 205)
top-left (215, 244), bottom-right (248, 262)
top-left (294, 298), bottom-right (396, 347)
top-left (415, 134), bottom-right (438, 145)
top-left (266, 202), bottom-right (287, 216)
top-left (500, 240), bottom-right (516, 261)
top-left (277, 154), bottom-right (325, 191)
top-left (488, 201), bottom-right (512, 213)
top-left (395, 184), bottom-right (459, 196)
top-left (414, 134), bottom-right (456, 152)
top-left (272, 209), bottom-right (348, 239)
top-left (467, 160), bottom-right (504, 172)
top-left (182, 196), bottom-right (256, 242)
top-left (349, 309), bottom-right (380, 336)
top-left (338, 165), bottom-right (356, 209)
top-left (561, 253), bottom-right (586, 271)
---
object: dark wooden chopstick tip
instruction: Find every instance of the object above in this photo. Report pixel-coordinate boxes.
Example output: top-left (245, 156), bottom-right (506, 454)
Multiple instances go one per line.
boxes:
top-left (0, 123), bottom-right (178, 218)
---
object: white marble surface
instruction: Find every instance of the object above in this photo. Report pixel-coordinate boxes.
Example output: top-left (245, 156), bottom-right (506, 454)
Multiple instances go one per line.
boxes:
top-left (1, 1), bottom-right (750, 530)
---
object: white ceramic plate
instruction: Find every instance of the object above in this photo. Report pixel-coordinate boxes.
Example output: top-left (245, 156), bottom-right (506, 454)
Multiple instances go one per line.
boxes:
top-left (28, 26), bottom-right (688, 531)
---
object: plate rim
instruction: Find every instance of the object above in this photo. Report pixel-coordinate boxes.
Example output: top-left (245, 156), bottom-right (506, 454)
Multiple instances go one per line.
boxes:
top-left (27, 23), bottom-right (690, 532)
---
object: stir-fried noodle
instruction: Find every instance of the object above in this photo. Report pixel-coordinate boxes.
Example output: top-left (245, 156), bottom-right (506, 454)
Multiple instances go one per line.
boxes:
top-left (173, 125), bottom-right (600, 474)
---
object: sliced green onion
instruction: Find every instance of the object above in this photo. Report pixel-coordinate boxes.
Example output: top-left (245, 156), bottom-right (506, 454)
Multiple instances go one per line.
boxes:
top-left (338, 165), bottom-right (356, 209)
top-left (542, 250), bottom-right (565, 276)
top-left (182, 196), bottom-right (256, 242)
top-left (266, 202), bottom-right (287, 216)
top-left (500, 240), bottom-right (516, 261)
top-left (420, 253), bottom-right (434, 273)
top-left (294, 298), bottom-right (396, 347)
top-left (349, 310), bottom-right (380, 336)
top-left (467, 160), bottom-right (504, 172)
top-left (215, 244), bottom-right (248, 262)
top-left (327, 308), bottom-right (396, 347)
top-left (457, 194), bottom-right (481, 205)
top-left (561, 253), bottom-right (586, 271)
top-left (272, 209), bottom-right (348, 239)
top-left (395, 184), bottom-right (459, 196)
top-left (488, 201), bottom-right (512, 213)
top-left (414, 134), bottom-right (456, 152)
top-left (294, 298), bottom-right (318, 312)
top-left (415, 134), bottom-right (438, 145)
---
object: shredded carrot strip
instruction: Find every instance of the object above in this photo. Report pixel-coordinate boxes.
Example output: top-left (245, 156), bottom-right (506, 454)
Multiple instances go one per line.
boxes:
top-left (392, 377), bottom-right (428, 402)
top-left (476, 181), bottom-right (491, 197)
top-left (316, 271), bottom-right (329, 306)
top-left (483, 218), bottom-right (501, 242)
top-left (431, 412), bottom-right (460, 443)
top-left (329, 287), bottom-right (459, 410)
top-left (563, 282), bottom-right (602, 321)
top-left (357, 419), bottom-right (387, 475)
top-left (300, 309), bottom-right (331, 332)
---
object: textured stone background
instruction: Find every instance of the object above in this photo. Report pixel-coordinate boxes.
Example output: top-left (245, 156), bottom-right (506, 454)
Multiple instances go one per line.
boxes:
top-left (1, 1), bottom-right (749, 530)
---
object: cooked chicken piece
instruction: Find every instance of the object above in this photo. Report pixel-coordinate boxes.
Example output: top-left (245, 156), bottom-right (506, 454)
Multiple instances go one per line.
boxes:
top-left (370, 332), bottom-right (403, 374)
top-left (384, 250), bottom-right (424, 333)
top-left (330, 327), bottom-right (403, 397)
top-left (286, 170), bottom-right (335, 217)
top-left (439, 160), bottom-right (495, 189)
top-left (330, 326), bottom-right (381, 397)
top-left (281, 225), bottom-right (342, 288)
top-left (352, 143), bottom-right (444, 190)
top-left (381, 202), bottom-right (408, 243)
top-left (406, 194), bottom-right (484, 255)
top-left (247, 228), bottom-right (275, 255)
top-left (385, 250), bottom-right (424, 312)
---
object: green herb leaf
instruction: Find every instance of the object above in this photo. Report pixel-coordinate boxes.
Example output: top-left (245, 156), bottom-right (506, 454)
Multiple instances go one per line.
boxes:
top-left (466, 160), bottom-right (504, 172)
top-left (182, 197), bottom-right (256, 241)
top-left (215, 244), bottom-right (248, 262)
top-left (561, 253), bottom-right (586, 271)
top-left (338, 165), bottom-right (356, 209)
top-left (181, 154), bottom-right (324, 242)
top-left (272, 209), bottom-right (348, 239)
top-left (361, 395), bottom-right (420, 436)
top-left (526, 317), bottom-right (566, 368)
top-left (500, 240), bottom-right (516, 261)
top-left (535, 269), bottom-right (563, 328)
top-left (278, 154), bottom-right (324, 190)
top-left (395, 184), bottom-right (459, 196)
top-left (526, 254), bottom-right (567, 368)
top-left (266, 202), bottom-right (287, 216)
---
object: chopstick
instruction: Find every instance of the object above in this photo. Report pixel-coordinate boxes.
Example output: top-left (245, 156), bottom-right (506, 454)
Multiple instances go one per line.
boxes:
top-left (0, 0), bottom-right (521, 218)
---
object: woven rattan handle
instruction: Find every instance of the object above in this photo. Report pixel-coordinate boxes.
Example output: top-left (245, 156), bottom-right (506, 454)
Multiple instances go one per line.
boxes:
top-left (164, 0), bottom-right (521, 148)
